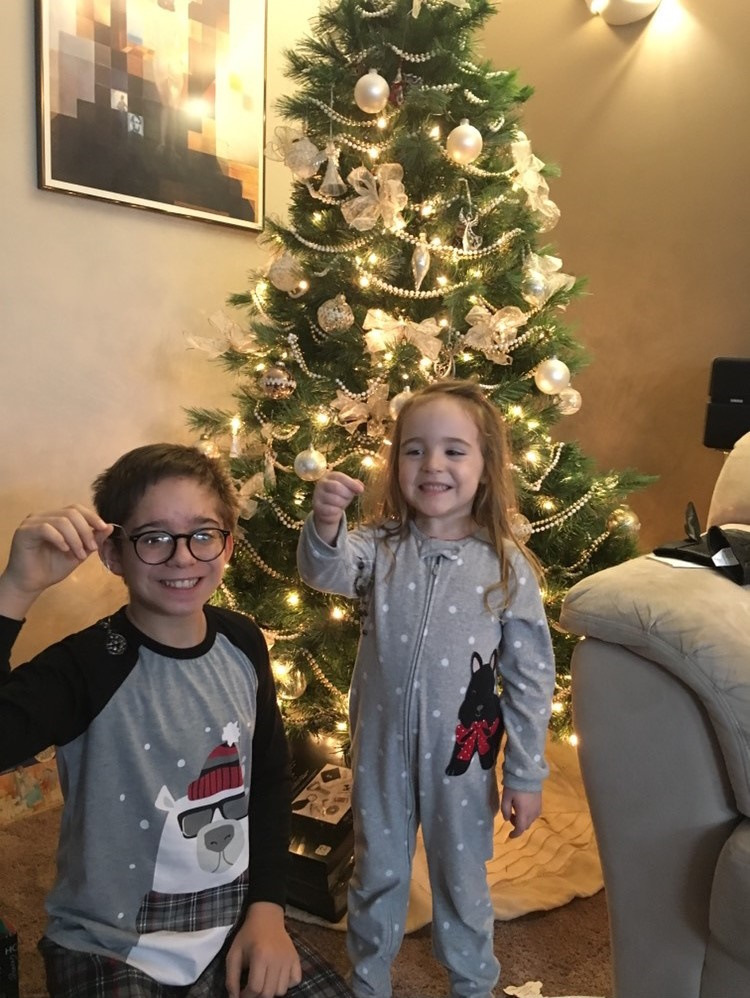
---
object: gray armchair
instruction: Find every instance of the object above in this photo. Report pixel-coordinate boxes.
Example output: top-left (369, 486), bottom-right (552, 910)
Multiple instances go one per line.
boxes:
top-left (560, 432), bottom-right (750, 998)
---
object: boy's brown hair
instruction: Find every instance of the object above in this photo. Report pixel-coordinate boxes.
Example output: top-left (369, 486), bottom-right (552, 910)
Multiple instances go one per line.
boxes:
top-left (92, 443), bottom-right (240, 533)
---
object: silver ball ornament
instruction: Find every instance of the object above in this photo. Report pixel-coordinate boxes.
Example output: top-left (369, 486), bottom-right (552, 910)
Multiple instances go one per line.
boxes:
top-left (272, 657), bottom-right (308, 701)
top-left (294, 447), bottom-right (327, 482)
top-left (607, 505), bottom-right (641, 535)
top-left (521, 269), bottom-right (549, 306)
top-left (277, 665), bottom-right (308, 701)
top-left (556, 386), bottom-right (582, 415)
top-left (268, 253), bottom-right (306, 294)
top-left (534, 358), bottom-right (571, 395)
top-left (354, 69), bottom-right (390, 114)
top-left (317, 294), bottom-right (355, 334)
top-left (446, 119), bottom-right (483, 165)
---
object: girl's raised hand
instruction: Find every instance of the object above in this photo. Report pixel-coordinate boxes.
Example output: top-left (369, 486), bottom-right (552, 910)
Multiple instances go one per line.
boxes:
top-left (311, 472), bottom-right (365, 544)
top-left (0, 505), bottom-right (113, 619)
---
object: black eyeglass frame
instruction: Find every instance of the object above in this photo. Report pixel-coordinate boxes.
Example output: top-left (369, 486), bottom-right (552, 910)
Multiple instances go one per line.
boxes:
top-left (112, 525), bottom-right (231, 565)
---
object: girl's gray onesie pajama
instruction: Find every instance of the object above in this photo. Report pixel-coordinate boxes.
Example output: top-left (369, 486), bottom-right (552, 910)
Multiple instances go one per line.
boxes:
top-left (297, 516), bottom-right (555, 998)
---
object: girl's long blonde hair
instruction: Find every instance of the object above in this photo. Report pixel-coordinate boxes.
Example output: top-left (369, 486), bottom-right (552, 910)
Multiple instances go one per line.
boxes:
top-left (364, 379), bottom-right (543, 608)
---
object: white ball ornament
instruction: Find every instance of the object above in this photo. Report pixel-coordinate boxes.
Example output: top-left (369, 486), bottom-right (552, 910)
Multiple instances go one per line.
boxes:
top-left (534, 358), bottom-right (571, 395)
top-left (556, 386), bottom-right (582, 415)
top-left (354, 69), bottom-right (390, 114)
top-left (388, 387), bottom-right (412, 420)
top-left (294, 447), bottom-right (327, 482)
top-left (446, 119), bottom-right (483, 165)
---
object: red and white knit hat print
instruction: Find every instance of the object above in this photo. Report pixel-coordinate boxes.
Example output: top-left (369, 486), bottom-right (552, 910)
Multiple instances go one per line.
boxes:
top-left (188, 721), bottom-right (243, 801)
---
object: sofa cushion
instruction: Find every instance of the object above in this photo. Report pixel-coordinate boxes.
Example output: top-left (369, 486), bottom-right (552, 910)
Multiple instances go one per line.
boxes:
top-left (560, 555), bottom-right (750, 814)
top-left (708, 430), bottom-right (750, 528)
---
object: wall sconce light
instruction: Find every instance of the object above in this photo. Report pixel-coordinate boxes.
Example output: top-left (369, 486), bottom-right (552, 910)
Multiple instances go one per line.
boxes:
top-left (585, 0), bottom-right (662, 25)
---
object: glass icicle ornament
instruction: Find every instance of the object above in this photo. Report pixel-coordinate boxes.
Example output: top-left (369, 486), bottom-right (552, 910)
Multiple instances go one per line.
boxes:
top-left (411, 233), bottom-right (431, 291)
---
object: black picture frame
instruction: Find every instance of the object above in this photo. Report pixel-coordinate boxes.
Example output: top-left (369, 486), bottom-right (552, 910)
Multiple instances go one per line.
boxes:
top-left (35, 0), bottom-right (267, 231)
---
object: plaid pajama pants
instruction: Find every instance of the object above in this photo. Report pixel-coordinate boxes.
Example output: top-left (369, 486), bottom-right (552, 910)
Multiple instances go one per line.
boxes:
top-left (38, 926), bottom-right (353, 998)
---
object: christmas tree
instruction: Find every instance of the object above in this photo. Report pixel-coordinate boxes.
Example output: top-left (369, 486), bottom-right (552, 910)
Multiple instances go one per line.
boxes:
top-left (187, 0), bottom-right (650, 750)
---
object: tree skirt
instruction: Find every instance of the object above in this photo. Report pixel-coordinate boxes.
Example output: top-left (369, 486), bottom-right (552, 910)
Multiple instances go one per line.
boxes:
top-left (289, 739), bottom-right (602, 931)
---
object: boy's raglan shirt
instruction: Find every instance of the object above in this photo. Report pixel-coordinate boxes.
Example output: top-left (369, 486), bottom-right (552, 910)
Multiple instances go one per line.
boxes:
top-left (0, 605), bottom-right (291, 986)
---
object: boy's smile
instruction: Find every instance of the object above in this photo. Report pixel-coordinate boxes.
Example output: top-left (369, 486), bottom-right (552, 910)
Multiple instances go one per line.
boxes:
top-left (103, 476), bottom-right (233, 647)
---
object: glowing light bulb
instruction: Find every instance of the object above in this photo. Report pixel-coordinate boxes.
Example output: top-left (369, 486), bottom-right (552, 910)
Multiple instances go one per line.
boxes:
top-left (331, 606), bottom-right (345, 620)
top-left (429, 125), bottom-right (441, 139)
top-left (286, 591), bottom-right (301, 608)
top-left (314, 410), bottom-right (330, 426)
top-left (377, 116), bottom-right (387, 129)
top-left (510, 405), bottom-right (523, 418)
top-left (525, 450), bottom-right (540, 465)
top-left (369, 146), bottom-right (380, 160)
top-left (437, 275), bottom-right (448, 287)
top-left (421, 203), bottom-right (434, 217)
top-left (361, 455), bottom-right (375, 469)
top-left (368, 253), bottom-right (378, 265)
top-left (359, 275), bottom-right (371, 288)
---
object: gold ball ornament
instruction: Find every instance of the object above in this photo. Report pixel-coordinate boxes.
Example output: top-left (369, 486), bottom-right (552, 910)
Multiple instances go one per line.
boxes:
top-left (534, 358), bottom-right (571, 395)
top-left (510, 510), bottom-right (533, 543)
top-left (317, 294), bottom-right (355, 334)
top-left (195, 433), bottom-right (221, 458)
top-left (607, 505), bottom-right (641, 535)
top-left (446, 119), bottom-right (483, 165)
top-left (556, 386), bottom-right (582, 415)
top-left (354, 69), bottom-right (390, 114)
top-left (294, 447), bottom-right (327, 482)
top-left (259, 365), bottom-right (297, 399)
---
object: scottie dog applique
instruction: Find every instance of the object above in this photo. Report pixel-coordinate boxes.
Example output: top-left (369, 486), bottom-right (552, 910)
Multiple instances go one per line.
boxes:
top-left (445, 651), bottom-right (503, 776)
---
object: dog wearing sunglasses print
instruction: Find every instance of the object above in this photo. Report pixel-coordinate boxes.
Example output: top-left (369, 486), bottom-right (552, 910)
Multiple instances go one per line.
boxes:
top-left (127, 722), bottom-right (250, 976)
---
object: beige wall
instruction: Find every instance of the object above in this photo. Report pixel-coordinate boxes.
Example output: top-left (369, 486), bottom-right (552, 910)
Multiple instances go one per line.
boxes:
top-left (0, 0), bottom-right (319, 660)
top-left (483, 0), bottom-right (750, 549)
top-left (2, 0), bottom-right (748, 660)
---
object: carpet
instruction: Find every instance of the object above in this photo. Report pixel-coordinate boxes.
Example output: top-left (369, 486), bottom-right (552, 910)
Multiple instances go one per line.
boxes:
top-left (0, 741), bottom-right (611, 996)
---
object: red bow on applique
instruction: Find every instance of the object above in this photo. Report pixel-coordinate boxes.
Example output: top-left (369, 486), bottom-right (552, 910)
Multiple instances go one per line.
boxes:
top-left (453, 717), bottom-right (500, 762)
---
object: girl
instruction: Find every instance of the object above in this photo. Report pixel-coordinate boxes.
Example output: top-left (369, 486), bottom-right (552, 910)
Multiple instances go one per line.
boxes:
top-left (297, 380), bottom-right (555, 998)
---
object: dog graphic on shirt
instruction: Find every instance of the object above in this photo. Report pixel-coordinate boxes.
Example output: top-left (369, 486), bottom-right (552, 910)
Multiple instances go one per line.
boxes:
top-left (446, 651), bottom-right (503, 776)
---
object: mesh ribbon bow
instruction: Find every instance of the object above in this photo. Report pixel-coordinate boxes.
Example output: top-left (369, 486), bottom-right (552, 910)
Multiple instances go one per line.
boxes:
top-left (363, 309), bottom-right (444, 363)
top-left (341, 164), bottom-right (408, 232)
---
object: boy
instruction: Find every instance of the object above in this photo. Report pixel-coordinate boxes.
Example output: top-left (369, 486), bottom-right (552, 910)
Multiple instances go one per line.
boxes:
top-left (0, 444), bottom-right (302, 998)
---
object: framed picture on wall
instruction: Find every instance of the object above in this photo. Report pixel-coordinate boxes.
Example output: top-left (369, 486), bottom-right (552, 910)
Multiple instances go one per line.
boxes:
top-left (35, 0), bottom-right (267, 231)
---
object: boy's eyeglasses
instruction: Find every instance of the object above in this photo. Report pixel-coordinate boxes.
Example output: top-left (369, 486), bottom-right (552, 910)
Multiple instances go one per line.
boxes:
top-left (111, 525), bottom-right (231, 565)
